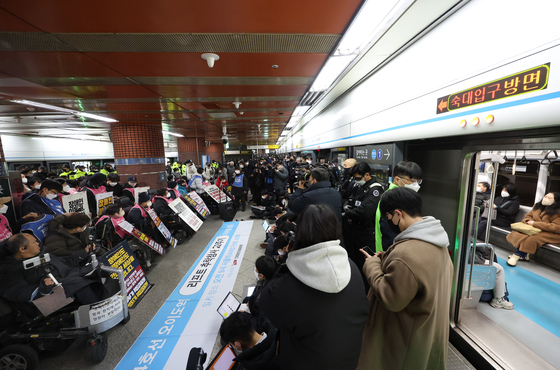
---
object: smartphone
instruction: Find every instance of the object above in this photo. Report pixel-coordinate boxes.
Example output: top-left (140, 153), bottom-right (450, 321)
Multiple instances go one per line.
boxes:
top-left (362, 246), bottom-right (375, 256)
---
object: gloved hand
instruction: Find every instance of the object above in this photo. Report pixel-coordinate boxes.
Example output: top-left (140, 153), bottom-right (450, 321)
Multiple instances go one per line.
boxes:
top-left (39, 278), bottom-right (55, 295)
top-left (343, 204), bottom-right (352, 212)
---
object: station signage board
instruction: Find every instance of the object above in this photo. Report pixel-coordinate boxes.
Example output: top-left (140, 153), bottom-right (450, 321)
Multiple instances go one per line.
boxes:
top-left (436, 63), bottom-right (549, 114)
top-left (354, 143), bottom-right (394, 165)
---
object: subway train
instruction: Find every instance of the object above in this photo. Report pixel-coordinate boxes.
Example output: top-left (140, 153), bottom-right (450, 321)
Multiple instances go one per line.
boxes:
top-left (2, 0), bottom-right (560, 369)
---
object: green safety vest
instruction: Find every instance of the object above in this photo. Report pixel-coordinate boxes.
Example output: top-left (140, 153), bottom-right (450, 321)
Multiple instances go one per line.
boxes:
top-left (59, 171), bottom-right (73, 178)
top-left (71, 170), bottom-right (87, 180)
top-left (181, 164), bottom-right (187, 176)
top-left (375, 182), bottom-right (399, 252)
top-left (100, 169), bottom-right (109, 176)
top-left (212, 162), bottom-right (219, 169)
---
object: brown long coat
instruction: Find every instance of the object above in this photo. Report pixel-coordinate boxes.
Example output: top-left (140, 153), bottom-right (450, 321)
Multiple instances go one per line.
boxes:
top-left (506, 209), bottom-right (560, 254)
top-left (356, 238), bottom-right (453, 370)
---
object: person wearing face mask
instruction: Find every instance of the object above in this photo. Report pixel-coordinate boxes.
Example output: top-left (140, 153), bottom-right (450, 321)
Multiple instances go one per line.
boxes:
top-left (105, 173), bottom-right (123, 197)
top-left (127, 192), bottom-right (160, 240)
top-left (203, 163), bottom-right (215, 183)
top-left (242, 255), bottom-right (279, 332)
top-left (188, 168), bottom-right (206, 195)
top-left (506, 192), bottom-right (560, 267)
top-left (20, 179), bottom-right (65, 217)
top-left (44, 212), bottom-right (97, 263)
top-left (176, 179), bottom-right (189, 196)
top-left (166, 181), bottom-right (180, 200)
top-left (58, 164), bottom-right (74, 179)
top-left (341, 162), bottom-right (383, 286)
top-left (357, 187), bottom-right (452, 370)
top-left (227, 161), bottom-right (236, 184)
top-left (95, 204), bottom-right (127, 247)
top-left (232, 167), bottom-right (249, 212)
top-left (27, 177), bottom-right (43, 193)
top-left (374, 161), bottom-right (422, 253)
top-left (289, 166), bottom-right (342, 223)
top-left (219, 312), bottom-right (281, 370)
top-left (476, 182), bottom-right (520, 240)
top-left (152, 188), bottom-right (174, 216)
top-left (122, 176), bottom-right (139, 204)
top-left (250, 190), bottom-right (276, 219)
top-left (474, 181), bottom-right (491, 208)
top-left (272, 162), bottom-right (289, 203)
top-left (339, 158), bottom-right (358, 202)
top-left (79, 173), bottom-right (108, 219)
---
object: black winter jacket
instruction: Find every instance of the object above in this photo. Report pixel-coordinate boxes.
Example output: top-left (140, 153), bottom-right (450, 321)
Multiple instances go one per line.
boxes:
top-left (234, 318), bottom-right (281, 370)
top-left (20, 193), bottom-right (58, 217)
top-left (344, 178), bottom-right (383, 229)
top-left (289, 181), bottom-right (342, 223)
top-left (44, 214), bottom-right (90, 262)
top-left (492, 195), bottom-right (520, 227)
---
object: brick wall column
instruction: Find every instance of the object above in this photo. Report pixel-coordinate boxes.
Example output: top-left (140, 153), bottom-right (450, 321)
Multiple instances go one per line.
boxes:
top-left (206, 142), bottom-right (224, 163)
top-left (110, 123), bottom-right (167, 190)
top-left (177, 137), bottom-right (205, 165)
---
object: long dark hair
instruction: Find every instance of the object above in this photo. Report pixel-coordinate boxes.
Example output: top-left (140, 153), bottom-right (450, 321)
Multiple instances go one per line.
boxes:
top-left (533, 192), bottom-right (560, 215)
top-left (292, 204), bottom-right (341, 251)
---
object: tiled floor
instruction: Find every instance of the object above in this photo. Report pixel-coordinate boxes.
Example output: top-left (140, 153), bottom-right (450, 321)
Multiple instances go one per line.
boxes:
top-left (37, 206), bottom-right (476, 370)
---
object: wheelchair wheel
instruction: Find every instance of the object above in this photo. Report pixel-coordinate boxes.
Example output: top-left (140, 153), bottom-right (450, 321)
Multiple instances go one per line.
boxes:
top-left (87, 332), bottom-right (108, 363)
top-left (0, 344), bottom-right (39, 370)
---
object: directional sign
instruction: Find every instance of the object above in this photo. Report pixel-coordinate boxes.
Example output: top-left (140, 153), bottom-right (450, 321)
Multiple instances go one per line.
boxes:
top-left (355, 143), bottom-right (395, 165)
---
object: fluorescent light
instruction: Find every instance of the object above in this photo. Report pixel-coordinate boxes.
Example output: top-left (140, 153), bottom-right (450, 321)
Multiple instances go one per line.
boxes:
top-left (162, 131), bottom-right (184, 137)
top-left (9, 99), bottom-right (117, 122)
top-left (293, 106), bottom-right (310, 116)
top-left (310, 55), bottom-right (355, 92)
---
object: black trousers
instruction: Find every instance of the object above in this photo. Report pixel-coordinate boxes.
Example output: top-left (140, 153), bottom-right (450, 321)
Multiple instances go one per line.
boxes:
top-left (343, 221), bottom-right (375, 292)
top-left (233, 193), bottom-right (246, 211)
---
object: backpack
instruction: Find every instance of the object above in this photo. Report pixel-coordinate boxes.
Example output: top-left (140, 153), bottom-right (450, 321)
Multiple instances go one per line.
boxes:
top-left (480, 282), bottom-right (510, 302)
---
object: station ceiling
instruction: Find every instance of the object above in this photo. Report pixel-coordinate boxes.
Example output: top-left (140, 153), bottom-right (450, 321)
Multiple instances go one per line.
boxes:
top-left (0, 0), bottom-right (364, 146)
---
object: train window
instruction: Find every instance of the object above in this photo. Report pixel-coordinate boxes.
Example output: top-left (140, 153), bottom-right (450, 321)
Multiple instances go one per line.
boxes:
top-left (496, 160), bottom-right (539, 207)
top-left (548, 161), bottom-right (560, 194)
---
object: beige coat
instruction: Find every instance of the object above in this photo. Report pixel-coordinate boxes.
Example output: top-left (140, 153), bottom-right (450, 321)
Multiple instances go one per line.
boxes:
top-left (357, 237), bottom-right (453, 370)
top-left (506, 209), bottom-right (560, 254)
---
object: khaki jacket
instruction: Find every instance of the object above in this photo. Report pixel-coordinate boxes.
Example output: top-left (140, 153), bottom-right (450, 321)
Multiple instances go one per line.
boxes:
top-left (506, 209), bottom-right (560, 254)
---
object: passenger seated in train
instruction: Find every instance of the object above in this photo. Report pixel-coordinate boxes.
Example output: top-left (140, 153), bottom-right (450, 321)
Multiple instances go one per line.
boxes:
top-left (255, 204), bottom-right (368, 370)
top-left (477, 183), bottom-right (520, 239)
top-left (472, 247), bottom-right (513, 309)
top-left (219, 312), bottom-right (281, 370)
top-left (20, 179), bottom-right (65, 217)
top-left (43, 213), bottom-right (98, 263)
top-left (105, 173), bottom-right (123, 198)
top-left (80, 173), bottom-right (108, 219)
top-left (474, 182), bottom-right (492, 208)
top-left (122, 176), bottom-right (139, 204)
top-left (0, 233), bottom-right (103, 305)
top-left (358, 187), bottom-right (452, 370)
top-left (95, 204), bottom-right (127, 248)
top-left (506, 192), bottom-right (560, 267)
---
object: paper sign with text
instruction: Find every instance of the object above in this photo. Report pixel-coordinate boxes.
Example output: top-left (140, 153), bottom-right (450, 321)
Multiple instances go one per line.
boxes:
top-left (95, 192), bottom-right (114, 217)
top-left (168, 198), bottom-right (203, 232)
top-left (146, 208), bottom-right (178, 248)
top-left (62, 192), bottom-right (90, 215)
top-left (204, 184), bottom-right (231, 203)
top-left (117, 220), bottom-right (166, 255)
top-left (187, 191), bottom-right (210, 219)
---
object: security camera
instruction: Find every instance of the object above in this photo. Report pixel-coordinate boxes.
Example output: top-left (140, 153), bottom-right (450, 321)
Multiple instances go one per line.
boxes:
top-left (222, 135), bottom-right (228, 144)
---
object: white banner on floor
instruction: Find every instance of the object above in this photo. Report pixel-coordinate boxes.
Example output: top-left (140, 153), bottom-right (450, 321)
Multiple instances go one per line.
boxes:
top-left (115, 221), bottom-right (253, 370)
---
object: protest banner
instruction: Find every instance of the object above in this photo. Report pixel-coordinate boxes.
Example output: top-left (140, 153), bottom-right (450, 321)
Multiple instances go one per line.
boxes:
top-left (204, 184), bottom-right (230, 203)
top-left (98, 240), bottom-right (153, 308)
top-left (134, 187), bottom-right (150, 204)
top-left (168, 198), bottom-right (203, 232)
top-left (187, 191), bottom-right (210, 219)
top-left (117, 220), bottom-right (166, 255)
top-left (62, 192), bottom-right (90, 215)
top-left (95, 192), bottom-right (114, 217)
top-left (146, 208), bottom-right (178, 248)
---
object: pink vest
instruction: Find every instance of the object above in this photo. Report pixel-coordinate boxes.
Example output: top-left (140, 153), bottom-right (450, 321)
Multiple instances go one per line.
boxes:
top-left (84, 185), bottom-right (107, 195)
top-left (0, 215), bottom-right (12, 243)
top-left (96, 215), bottom-right (127, 239)
top-left (154, 195), bottom-right (172, 205)
top-left (130, 204), bottom-right (148, 218)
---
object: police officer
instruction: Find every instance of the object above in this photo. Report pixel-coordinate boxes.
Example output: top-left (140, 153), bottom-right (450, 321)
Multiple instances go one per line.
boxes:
top-left (59, 164), bottom-right (74, 179)
top-left (342, 162), bottom-right (383, 287)
top-left (339, 158), bottom-right (358, 203)
top-left (71, 165), bottom-right (87, 180)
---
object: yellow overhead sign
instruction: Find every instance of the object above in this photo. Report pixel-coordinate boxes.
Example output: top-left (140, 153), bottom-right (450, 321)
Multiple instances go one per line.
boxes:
top-left (268, 145), bottom-right (279, 149)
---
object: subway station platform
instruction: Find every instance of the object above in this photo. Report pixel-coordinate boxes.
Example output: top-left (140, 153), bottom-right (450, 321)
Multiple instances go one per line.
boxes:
top-left (38, 209), bottom-right (476, 370)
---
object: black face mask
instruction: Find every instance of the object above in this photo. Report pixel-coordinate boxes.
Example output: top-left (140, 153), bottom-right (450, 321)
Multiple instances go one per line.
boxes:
top-left (385, 212), bottom-right (401, 235)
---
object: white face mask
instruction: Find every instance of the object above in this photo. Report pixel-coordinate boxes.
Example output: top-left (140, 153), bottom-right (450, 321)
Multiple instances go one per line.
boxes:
top-left (0, 204), bottom-right (8, 214)
top-left (262, 196), bottom-right (267, 200)
top-left (46, 193), bottom-right (57, 200)
top-left (22, 178), bottom-right (28, 184)
top-left (34, 185), bottom-right (41, 190)
top-left (146, 201), bottom-right (152, 207)
top-left (240, 165), bottom-right (244, 168)
top-left (254, 266), bottom-right (261, 280)
top-left (63, 185), bottom-right (71, 192)
top-left (404, 182), bottom-right (421, 192)
top-left (32, 171), bottom-right (37, 174)
top-left (109, 182), bottom-right (118, 186)
top-left (166, 193), bottom-right (171, 198)
top-left (501, 191), bottom-right (509, 198)
top-left (235, 170), bottom-right (240, 174)
top-left (476, 187), bottom-right (482, 193)
top-left (118, 210), bottom-right (125, 217)
top-left (542, 198), bottom-right (554, 206)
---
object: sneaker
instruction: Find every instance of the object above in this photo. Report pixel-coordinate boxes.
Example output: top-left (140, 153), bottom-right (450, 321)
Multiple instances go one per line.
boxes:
top-left (490, 297), bottom-right (514, 310)
top-left (508, 253), bottom-right (530, 261)
top-left (260, 243), bottom-right (268, 249)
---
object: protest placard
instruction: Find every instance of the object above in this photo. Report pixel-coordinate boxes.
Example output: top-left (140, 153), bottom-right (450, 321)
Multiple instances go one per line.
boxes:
top-left (62, 192), bottom-right (90, 215)
top-left (95, 192), bottom-right (114, 217)
top-left (187, 191), bottom-right (210, 219)
top-left (168, 198), bottom-right (203, 232)
top-left (146, 208), bottom-right (178, 248)
top-left (204, 184), bottom-right (230, 203)
top-left (117, 220), bottom-right (166, 255)
top-left (98, 240), bottom-right (153, 308)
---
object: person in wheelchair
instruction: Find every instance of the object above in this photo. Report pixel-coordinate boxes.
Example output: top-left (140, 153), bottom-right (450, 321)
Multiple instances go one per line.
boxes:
top-left (95, 204), bottom-right (127, 249)
top-left (44, 213), bottom-right (98, 263)
top-left (127, 192), bottom-right (167, 245)
top-left (152, 188), bottom-right (193, 241)
top-left (153, 188), bottom-right (174, 216)
top-left (0, 233), bottom-right (104, 305)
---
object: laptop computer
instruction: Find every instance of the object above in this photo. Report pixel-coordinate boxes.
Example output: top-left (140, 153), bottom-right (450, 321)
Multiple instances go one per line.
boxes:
top-left (261, 219), bottom-right (270, 232)
top-left (206, 344), bottom-right (239, 370)
top-left (217, 292), bottom-right (241, 319)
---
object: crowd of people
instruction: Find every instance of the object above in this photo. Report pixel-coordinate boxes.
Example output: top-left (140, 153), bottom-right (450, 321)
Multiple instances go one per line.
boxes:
top-left (2, 155), bottom-right (559, 369)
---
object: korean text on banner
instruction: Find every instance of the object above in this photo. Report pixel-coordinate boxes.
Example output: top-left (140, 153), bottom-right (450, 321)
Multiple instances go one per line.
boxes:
top-left (117, 220), bottom-right (166, 256)
top-left (134, 187), bottom-right (150, 205)
top-left (95, 192), bottom-right (113, 217)
top-left (114, 221), bottom-right (253, 370)
top-left (204, 184), bottom-right (231, 203)
top-left (187, 191), bottom-right (210, 219)
top-left (147, 208), bottom-right (177, 248)
top-left (168, 198), bottom-right (203, 232)
top-left (62, 192), bottom-right (90, 215)
top-left (98, 240), bottom-right (153, 308)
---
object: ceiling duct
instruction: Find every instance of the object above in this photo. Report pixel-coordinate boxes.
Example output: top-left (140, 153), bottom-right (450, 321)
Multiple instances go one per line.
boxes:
top-left (300, 91), bottom-right (324, 106)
